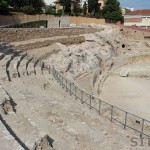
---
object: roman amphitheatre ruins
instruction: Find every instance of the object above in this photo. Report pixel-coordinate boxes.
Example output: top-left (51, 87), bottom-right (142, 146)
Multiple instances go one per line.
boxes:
top-left (0, 19), bottom-right (150, 150)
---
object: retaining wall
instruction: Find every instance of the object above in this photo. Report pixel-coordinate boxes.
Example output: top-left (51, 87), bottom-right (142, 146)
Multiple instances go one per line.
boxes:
top-left (0, 14), bottom-right (105, 27)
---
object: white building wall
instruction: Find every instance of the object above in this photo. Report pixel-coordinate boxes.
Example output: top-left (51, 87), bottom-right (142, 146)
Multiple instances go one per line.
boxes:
top-left (124, 15), bottom-right (150, 28)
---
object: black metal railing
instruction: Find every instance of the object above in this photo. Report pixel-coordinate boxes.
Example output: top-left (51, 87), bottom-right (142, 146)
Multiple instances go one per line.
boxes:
top-left (52, 67), bottom-right (150, 138)
top-left (1, 43), bottom-right (150, 138)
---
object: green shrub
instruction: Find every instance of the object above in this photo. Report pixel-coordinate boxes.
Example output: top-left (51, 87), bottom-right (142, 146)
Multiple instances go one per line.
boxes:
top-left (55, 9), bottom-right (62, 16)
top-left (102, 0), bottom-right (124, 23)
top-left (4, 20), bottom-right (48, 28)
top-left (0, 0), bottom-right (9, 15)
top-left (23, 5), bottom-right (35, 15)
top-left (95, 11), bottom-right (103, 19)
top-left (45, 5), bottom-right (55, 15)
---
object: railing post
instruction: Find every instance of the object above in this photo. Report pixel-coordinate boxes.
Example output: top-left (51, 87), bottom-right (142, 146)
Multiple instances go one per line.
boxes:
top-left (40, 59), bottom-right (42, 67)
top-left (56, 72), bottom-right (58, 81)
top-left (124, 112), bottom-right (127, 129)
top-left (56, 71), bottom-right (57, 80)
top-left (48, 65), bottom-right (50, 74)
top-left (111, 106), bottom-right (113, 122)
top-left (70, 83), bottom-right (72, 95)
top-left (53, 67), bottom-right (55, 79)
top-left (81, 90), bottom-right (83, 104)
top-left (55, 70), bottom-right (57, 79)
top-left (90, 95), bottom-right (92, 109)
top-left (58, 73), bottom-right (60, 82)
top-left (59, 74), bottom-right (61, 84)
top-left (41, 62), bottom-right (44, 74)
top-left (141, 119), bottom-right (144, 138)
top-left (75, 86), bottom-right (77, 100)
top-left (66, 79), bottom-right (67, 92)
top-left (62, 77), bottom-right (63, 87)
top-left (58, 73), bottom-right (60, 83)
top-left (99, 100), bottom-right (101, 115)
top-left (33, 55), bottom-right (34, 63)
top-left (57, 72), bottom-right (59, 81)
top-left (54, 69), bottom-right (56, 79)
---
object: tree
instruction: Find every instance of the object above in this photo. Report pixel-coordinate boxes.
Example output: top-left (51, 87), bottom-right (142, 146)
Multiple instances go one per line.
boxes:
top-left (45, 5), bottom-right (55, 15)
top-left (23, 5), bottom-right (35, 14)
top-left (56, 9), bottom-right (63, 16)
top-left (8, 0), bottom-right (45, 14)
top-left (31, 0), bottom-right (45, 13)
top-left (59, 0), bottom-right (71, 14)
top-left (0, 0), bottom-right (9, 15)
top-left (88, 0), bottom-right (99, 15)
top-left (8, 0), bottom-right (25, 9)
top-left (95, 9), bottom-right (103, 18)
top-left (73, 3), bottom-right (82, 16)
top-left (83, 2), bottom-right (87, 16)
top-left (102, 0), bottom-right (123, 22)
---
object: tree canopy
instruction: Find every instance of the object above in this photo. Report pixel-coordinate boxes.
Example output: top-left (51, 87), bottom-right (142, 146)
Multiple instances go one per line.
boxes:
top-left (73, 3), bottom-right (82, 16)
top-left (0, 0), bottom-right (9, 15)
top-left (0, 0), bottom-right (45, 15)
top-left (59, 0), bottom-right (71, 14)
top-left (9, 0), bottom-right (45, 13)
top-left (102, 0), bottom-right (123, 22)
top-left (83, 2), bottom-right (87, 16)
top-left (88, 0), bottom-right (99, 15)
top-left (0, 0), bottom-right (124, 23)
top-left (45, 5), bottom-right (55, 15)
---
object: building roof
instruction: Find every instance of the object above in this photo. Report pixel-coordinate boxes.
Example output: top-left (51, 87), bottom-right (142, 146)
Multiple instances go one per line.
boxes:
top-left (126, 10), bottom-right (150, 16)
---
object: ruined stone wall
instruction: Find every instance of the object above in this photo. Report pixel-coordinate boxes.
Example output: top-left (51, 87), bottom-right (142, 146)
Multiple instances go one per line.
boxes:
top-left (121, 28), bottom-right (146, 40)
top-left (0, 28), bottom-right (101, 42)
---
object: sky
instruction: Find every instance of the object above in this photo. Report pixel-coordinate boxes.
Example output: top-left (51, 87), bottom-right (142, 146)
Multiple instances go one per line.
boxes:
top-left (118, 0), bottom-right (150, 10)
top-left (44, 0), bottom-right (150, 10)
top-left (44, 0), bottom-right (55, 5)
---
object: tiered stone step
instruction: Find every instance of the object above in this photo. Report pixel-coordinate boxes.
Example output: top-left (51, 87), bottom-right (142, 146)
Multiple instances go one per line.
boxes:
top-left (0, 84), bottom-right (10, 105)
top-left (1, 112), bottom-right (51, 150)
top-left (0, 47), bottom-right (17, 81)
top-left (0, 42), bottom-right (14, 61)
top-left (0, 118), bottom-right (24, 150)
top-left (1, 80), bottom-right (54, 150)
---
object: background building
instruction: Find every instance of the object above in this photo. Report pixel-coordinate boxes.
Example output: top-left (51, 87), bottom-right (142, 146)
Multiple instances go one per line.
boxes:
top-left (54, 0), bottom-right (80, 14)
top-left (121, 7), bottom-right (126, 15)
top-left (54, 0), bottom-right (63, 13)
top-left (98, 0), bottom-right (106, 9)
top-left (124, 10), bottom-right (150, 29)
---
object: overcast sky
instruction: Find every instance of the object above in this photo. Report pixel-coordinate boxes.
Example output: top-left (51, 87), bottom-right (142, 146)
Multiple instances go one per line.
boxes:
top-left (44, 0), bottom-right (150, 10)
top-left (44, 0), bottom-right (54, 5)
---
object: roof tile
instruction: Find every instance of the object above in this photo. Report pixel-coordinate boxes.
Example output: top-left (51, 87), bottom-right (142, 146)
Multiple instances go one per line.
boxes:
top-left (127, 10), bottom-right (150, 15)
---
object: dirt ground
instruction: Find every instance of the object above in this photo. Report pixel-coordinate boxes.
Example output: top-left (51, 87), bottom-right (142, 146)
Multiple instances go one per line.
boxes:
top-left (102, 75), bottom-right (150, 120)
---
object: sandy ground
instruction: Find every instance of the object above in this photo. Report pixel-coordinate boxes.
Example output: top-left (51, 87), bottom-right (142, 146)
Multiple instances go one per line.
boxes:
top-left (102, 75), bottom-right (150, 120)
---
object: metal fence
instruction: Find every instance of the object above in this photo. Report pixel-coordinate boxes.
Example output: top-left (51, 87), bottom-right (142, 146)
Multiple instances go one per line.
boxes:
top-left (52, 67), bottom-right (150, 138)
top-left (16, 52), bottom-right (150, 138)
top-left (1, 44), bottom-right (150, 138)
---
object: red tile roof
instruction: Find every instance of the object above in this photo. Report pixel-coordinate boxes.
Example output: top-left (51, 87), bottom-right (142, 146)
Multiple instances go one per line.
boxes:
top-left (127, 10), bottom-right (150, 15)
